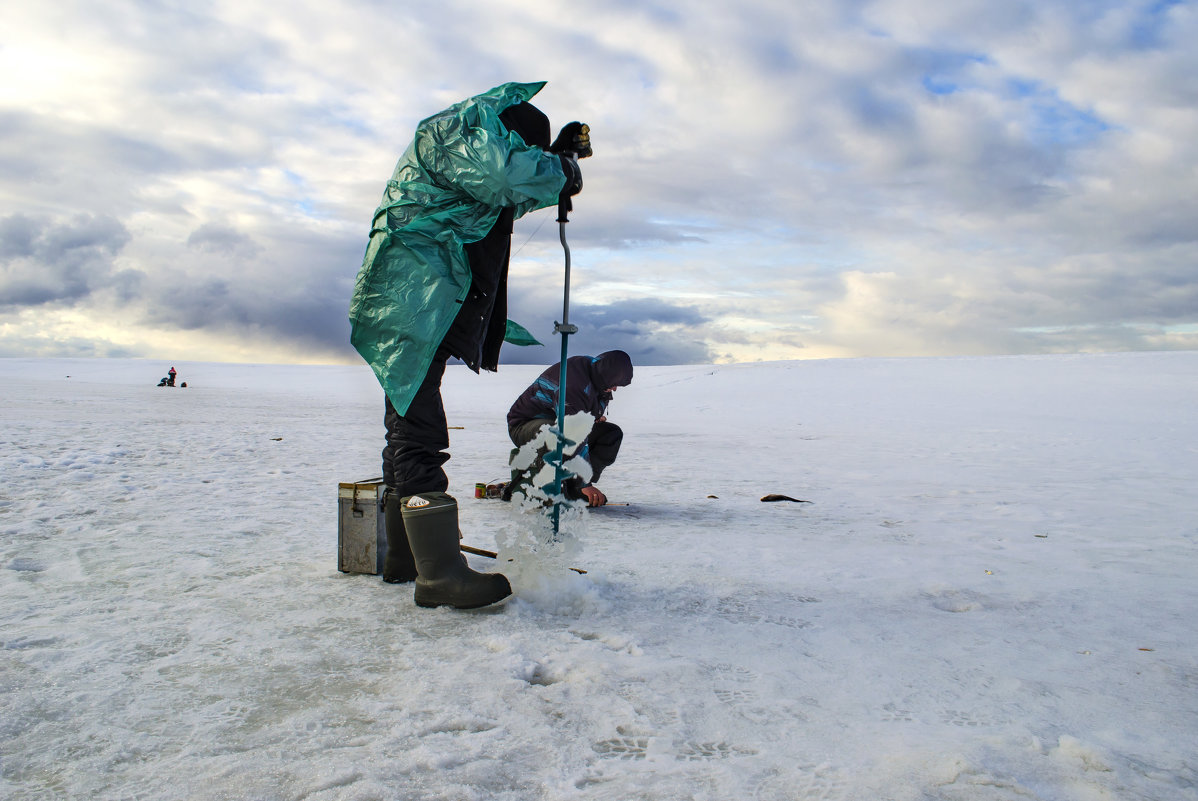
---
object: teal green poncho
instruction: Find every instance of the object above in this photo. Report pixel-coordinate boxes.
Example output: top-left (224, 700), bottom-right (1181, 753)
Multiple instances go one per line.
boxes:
top-left (349, 81), bottom-right (566, 414)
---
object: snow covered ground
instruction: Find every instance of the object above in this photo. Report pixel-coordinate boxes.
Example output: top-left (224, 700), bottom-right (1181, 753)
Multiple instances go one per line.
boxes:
top-left (2, 352), bottom-right (1196, 800)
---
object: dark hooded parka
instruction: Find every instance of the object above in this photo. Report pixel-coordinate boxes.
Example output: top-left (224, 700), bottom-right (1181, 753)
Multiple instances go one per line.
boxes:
top-left (507, 351), bottom-right (635, 429)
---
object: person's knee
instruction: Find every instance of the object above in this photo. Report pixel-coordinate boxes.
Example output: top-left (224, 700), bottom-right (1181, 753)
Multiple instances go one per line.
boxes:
top-left (591, 420), bottom-right (623, 448)
top-left (510, 417), bottom-right (553, 447)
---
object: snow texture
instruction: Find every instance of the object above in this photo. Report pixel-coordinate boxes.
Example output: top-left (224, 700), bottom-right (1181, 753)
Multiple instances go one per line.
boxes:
top-left (2, 352), bottom-right (1197, 800)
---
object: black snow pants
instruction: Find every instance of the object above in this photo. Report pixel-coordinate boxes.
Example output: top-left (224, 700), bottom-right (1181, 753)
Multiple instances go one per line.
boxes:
top-left (382, 345), bottom-right (452, 496)
top-left (508, 417), bottom-right (623, 485)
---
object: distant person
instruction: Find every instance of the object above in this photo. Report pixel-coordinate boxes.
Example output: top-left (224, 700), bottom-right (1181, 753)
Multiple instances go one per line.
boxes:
top-left (506, 351), bottom-right (633, 507)
top-left (348, 81), bottom-right (592, 609)
top-left (167, 366), bottom-right (177, 387)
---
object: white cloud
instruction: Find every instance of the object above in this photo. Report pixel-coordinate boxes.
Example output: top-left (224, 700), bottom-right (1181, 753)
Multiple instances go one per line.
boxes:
top-left (1, 0), bottom-right (1195, 365)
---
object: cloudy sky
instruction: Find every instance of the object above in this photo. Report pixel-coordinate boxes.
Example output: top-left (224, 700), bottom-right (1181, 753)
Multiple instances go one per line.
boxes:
top-left (2, 0), bottom-right (1196, 367)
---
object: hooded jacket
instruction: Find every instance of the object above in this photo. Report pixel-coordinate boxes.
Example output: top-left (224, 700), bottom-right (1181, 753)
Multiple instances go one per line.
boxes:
top-left (507, 351), bottom-right (634, 428)
top-left (349, 82), bottom-right (567, 415)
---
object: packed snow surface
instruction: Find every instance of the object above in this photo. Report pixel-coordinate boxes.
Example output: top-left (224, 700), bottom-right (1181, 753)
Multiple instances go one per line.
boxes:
top-left (2, 352), bottom-right (1197, 800)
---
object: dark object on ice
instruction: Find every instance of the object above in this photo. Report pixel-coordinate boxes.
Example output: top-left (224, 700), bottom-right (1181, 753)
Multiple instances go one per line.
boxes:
top-left (180, 382), bottom-right (187, 388)
top-left (157, 366), bottom-right (181, 387)
top-left (760, 494), bottom-right (812, 503)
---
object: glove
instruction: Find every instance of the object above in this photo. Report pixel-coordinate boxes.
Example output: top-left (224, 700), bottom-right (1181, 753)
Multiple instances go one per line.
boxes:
top-left (550, 122), bottom-right (592, 158)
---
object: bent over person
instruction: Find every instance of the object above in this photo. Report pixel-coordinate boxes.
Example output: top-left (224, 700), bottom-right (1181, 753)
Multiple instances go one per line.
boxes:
top-left (349, 82), bottom-right (592, 609)
top-left (506, 351), bottom-right (633, 508)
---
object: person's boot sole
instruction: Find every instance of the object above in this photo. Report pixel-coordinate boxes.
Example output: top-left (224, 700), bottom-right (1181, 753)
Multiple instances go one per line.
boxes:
top-left (414, 577), bottom-right (512, 609)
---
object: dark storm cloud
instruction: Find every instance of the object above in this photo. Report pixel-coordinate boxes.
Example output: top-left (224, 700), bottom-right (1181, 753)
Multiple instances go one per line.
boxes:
top-left (573, 298), bottom-right (709, 331)
top-left (0, 214), bottom-right (35, 258)
top-left (0, 213), bottom-right (140, 308)
top-left (140, 224), bottom-right (361, 358)
top-left (500, 296), bottom-right (715, 367)
top-left (0, 334), bottom-right (140, 360)
top-left (0, 211), bottom-right (359, 359)
top-left (142, 271), bottom-right (354, 356)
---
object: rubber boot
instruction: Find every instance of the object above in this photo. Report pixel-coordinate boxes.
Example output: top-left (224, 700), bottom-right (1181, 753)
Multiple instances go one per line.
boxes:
top-left (382, 490), bottom-right (417, 583)
top-left (401, 492), bottom-right (511, 609)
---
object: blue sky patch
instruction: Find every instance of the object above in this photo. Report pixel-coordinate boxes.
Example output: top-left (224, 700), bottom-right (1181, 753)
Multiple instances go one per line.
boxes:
top-left (1007, 79), bottom-right (1111, 146)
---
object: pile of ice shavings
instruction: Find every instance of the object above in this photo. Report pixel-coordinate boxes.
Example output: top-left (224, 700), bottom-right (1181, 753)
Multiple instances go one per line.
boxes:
top-left (496, 412), bottom-right (606, 615)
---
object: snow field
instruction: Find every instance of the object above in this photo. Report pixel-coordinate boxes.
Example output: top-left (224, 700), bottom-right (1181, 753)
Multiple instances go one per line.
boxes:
top-left (2, 352), bottom-right (1196, 800)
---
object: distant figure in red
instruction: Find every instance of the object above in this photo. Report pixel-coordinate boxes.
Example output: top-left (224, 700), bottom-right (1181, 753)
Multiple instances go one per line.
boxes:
top-left (167, 367), bottom-right (177, 387)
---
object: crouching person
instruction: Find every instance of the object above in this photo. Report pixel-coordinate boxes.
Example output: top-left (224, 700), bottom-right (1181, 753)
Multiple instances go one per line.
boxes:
top-left (506, 351), bottom-right (633, 508)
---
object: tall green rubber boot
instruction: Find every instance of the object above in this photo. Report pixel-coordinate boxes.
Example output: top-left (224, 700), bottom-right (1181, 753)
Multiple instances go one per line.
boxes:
top-left (382, 490), bottom-right (417, 584)
top-left (401, 492), bottom-right (511, 609)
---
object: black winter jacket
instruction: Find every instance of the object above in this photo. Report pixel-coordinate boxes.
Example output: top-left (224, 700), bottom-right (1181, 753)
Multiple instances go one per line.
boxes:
top-left (507, 351), bottom-right (634, 428)
top-left (441, 102), bottom-right (554, 373)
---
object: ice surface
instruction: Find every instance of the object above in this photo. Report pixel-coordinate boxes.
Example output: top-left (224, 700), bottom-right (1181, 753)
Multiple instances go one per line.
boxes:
top-left (2, 352), bottom-right (1197, 800)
